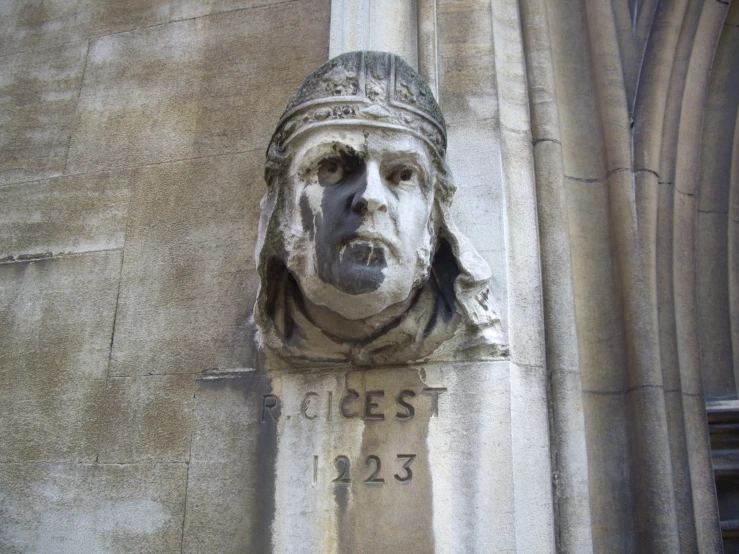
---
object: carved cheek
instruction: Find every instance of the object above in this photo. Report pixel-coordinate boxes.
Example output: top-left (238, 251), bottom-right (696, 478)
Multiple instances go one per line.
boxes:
top-left (398, 189), bottom-right (431, 230)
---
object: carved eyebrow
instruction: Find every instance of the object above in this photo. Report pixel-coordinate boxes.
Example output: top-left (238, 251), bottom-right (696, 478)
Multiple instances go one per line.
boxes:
top-left (381, 150), bottom-right (431, 175)
top-left (299, 142), bottom-right (363, 164)
top-left (377, 146), bottom-right (430, 167)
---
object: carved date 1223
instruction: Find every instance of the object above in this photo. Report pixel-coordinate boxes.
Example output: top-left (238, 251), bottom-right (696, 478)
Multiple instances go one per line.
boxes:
top-left (313, 454), bottom-right (417, 485)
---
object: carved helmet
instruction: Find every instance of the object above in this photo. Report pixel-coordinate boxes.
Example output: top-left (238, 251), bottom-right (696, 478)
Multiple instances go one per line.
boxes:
top-left (268, 51), bottom-right (447, 161)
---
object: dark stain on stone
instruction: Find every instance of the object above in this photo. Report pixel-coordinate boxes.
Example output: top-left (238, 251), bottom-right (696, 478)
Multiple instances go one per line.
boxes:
top-left (252, 373), bottom-right (278, 554)
top-left (334, 479), bottom-right (350, 549)
top-left (9, 77), bottom-right (44, 108)
top-left (314, 148), bottom-right (387, 295)
top-left (17, 2), bottom-right (51, 31)
top-left (335, 366), bottom-right (436, 553)
top-left (196, 372), bottom-right (278, 554)
top-left (299, 193), bottom-right (315, 240)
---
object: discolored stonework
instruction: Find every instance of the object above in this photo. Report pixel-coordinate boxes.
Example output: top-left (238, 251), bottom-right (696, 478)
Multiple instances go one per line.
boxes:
top-left (1, 0), bottom-right (735, 551)
top-left (254, 51), bottom-right (509, 367)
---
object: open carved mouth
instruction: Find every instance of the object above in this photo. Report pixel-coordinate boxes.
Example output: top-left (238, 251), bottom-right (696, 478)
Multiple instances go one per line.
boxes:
top-left (338, 241), bottom-right (387, 266)
top-left (341, 231), bottom-right (397, 252)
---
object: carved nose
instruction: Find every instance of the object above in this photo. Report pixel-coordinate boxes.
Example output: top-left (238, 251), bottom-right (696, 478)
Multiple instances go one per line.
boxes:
top-left (351, 162), bottom-right (388, 215)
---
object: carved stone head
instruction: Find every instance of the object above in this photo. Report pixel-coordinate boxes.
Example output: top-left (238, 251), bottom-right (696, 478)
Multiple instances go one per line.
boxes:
top-left (255, 51), bottom-right (507, 366)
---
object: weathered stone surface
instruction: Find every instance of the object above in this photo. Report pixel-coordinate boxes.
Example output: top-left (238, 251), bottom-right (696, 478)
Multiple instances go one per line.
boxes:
top-left (437, 0), bottom-right (497, 124)
top-left (170, 0), bottom-right (288, 21)
top-left (0, 169), bottom-right (133, 261)
top-left (664, 389), bottom-right (699, 553)
top-left (446, 119), bottom-right (507, 329)
top-left (66, 0), bottom-right (330, 174)
top-left (110, 152), bottom-right (262, 376)
top-left (0, 0), bottom-right (171, 57)
top-left (424, 362), bottom-right (515, 552)
top-left (696, 210), bottom-right (734, 399)
top-left (698, 24), bottom-right (739, 214)
top-left (546, 0), bottom-right (606, 181)
top-left (98, 374), bottom-right (197, 463)
top-left (329, 0), bottom-right (418, 69)
top-left (182, 370), bottom-right (274, 554)
top-left (0, 251), bottom-right (120, 462)
top-left (0, 41), bottom-right (87, 185)
top-left (582, 391), bottom-right (635, 554)
top-left (550, 367), bottom-right (593, 543)
top-left (626, 386), bottom-right (681, 548)
top-left (727, 1), bottom-right (739, 27)
top-left (565, 178), bottom-right (626, 393)
top-left (497, 127), bottom-right (546, 369)
top-left (491, 0), bottom-right (531, 135)
top-left (0, 462), bottom-right (187, 553)
top-left (509, 361), bottom-right (554, 552)
top-left (0, 0), bottom-right (733, 550)
top-left (256, 51), bottom-right (507, 367)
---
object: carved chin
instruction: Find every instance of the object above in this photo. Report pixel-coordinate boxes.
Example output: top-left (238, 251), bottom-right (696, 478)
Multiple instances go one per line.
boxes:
top-left (332, 242), bottom-right (387, 295)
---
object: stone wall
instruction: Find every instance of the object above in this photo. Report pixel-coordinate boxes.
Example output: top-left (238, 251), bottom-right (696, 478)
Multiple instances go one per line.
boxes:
top-left (0, 1), bottom-right (330, 551)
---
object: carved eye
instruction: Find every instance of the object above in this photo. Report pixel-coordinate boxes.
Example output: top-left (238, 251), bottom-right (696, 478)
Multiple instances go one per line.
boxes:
top-left (389, 167), bottom-right (414, 185)
top-left (317, 158), bottom-right (345, 186)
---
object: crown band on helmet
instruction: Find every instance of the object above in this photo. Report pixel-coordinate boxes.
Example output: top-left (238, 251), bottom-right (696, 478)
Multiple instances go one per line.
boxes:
top-left (268, 51), bottom-right (447, 159)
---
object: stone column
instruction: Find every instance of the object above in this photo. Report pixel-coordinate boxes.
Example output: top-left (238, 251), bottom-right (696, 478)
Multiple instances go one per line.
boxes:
top-left (329, 0), bottom-right (418, 69)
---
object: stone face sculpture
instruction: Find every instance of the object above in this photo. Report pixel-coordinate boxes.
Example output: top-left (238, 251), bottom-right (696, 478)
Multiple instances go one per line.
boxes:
top-left (255, 51), bottom-right (508, 366)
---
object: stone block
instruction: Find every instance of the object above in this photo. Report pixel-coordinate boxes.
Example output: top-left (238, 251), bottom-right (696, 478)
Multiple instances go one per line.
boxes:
top-left (437, 0), bottom-right (497, 123)
top-left (698, 24), bottom-right (739, 213)
top-left (66, 0), bottom-right (330, 174)
top-left (727, 0), bottom-right (739, 26)
top-left (663, 389), bottom-right (699, 553)
top-left (565, 178), bottom-right (627, 393)
top-left (0, 0), bottom-right (171, 57)
top-left (696, 210), bottom-right (734, 399)
top-left (672, 192), bottom-right (702, 396)
top-left (533, 141), bottom-right (579, 370)
top-left (446, 119), bottom-right (507, 329)
top-left (509, 362), bottom-right (554, 553)
top-left (0, 251), bottom-right (121, 462)
top-left (682, 393), bottom-right (724, 548)
top-left (656, 182), bottom-right (681, 390)
top-left (731, 217), bottom-right (739, 383)
top-left (491, 0), bottom-right (530, 134)
top-left (0, 462), bottom-right (187, 553)
top-left (549, 366), bottom-right (594, 550)
top-left (582, 391), bottom-right (635, 554)
top-left (244, 362), bottom-right (529, 553)
top-left (0, 169), bottom-right (133, 261)
top-left (521, 2), bottom-right (560, 143)
top-left (546, 0), bottom-right (606, 180)
top-left (182, 461), bottom-right (256, 554)
top-left (498, 128), bottom-right (545, 368)
top-left (98, 374), bottom-right (197, 463)
top-left (182, 370), bottom-right (275, 554)
top-left (625, 386), bottom-right (680, 549)
top-left (0, 41), bottom-right (87, 185)
top-left (109, 152), bottom-right (262, 376)
top-left (270, 366), bottom-right (436, 553)
top-left (424, 362), bottom-right (515, 553)
top-left (170, 0), bottom-right (290, 22)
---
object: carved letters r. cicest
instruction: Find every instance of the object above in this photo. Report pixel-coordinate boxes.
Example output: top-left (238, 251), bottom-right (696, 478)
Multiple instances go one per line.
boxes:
top-left (260, 387), bottom-right (447, 423)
